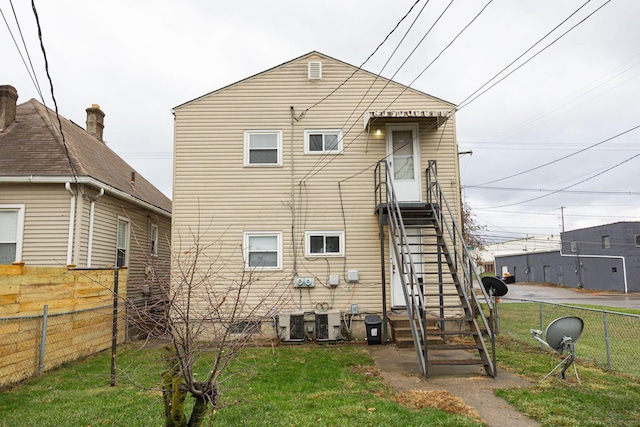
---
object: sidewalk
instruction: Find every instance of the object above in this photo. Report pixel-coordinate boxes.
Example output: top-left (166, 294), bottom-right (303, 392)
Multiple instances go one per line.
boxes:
top-left (368, 345), bottom-right (540, 427)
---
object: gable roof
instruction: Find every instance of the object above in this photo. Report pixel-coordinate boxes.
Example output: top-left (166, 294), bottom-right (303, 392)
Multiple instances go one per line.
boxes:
top-left (0, 99), bottom-right (171, 215)
top-left (173, 51), bottom-right (456, 111)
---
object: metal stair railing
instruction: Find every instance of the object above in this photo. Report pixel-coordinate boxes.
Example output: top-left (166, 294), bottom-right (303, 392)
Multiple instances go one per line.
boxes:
top-left (425, 161), bottom-right (496, 376)
top-left (375, 160), bottom-right (429, 376)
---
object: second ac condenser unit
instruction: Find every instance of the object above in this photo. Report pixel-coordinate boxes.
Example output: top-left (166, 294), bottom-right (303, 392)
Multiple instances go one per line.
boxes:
top-left (278, 310), bottom-right (304, 342)
top-left (315, 309), bottom-right (341, 341)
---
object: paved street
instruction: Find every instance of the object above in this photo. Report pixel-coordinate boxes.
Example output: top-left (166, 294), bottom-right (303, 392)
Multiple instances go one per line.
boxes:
top-left (502, 283), bottom-right (640, 310)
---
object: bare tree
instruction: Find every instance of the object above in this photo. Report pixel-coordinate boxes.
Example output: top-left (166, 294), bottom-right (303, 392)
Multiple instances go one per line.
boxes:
top-left (461, 199), bottom-right (486, 266)
top-left (130, 229), bottom-right (292, 427)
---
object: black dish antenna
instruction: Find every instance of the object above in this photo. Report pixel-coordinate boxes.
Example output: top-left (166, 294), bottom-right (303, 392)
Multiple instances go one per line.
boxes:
top-left (530, 316), bottom-right (584, 384)
top-left (481, 276), bottom-right (509, 297)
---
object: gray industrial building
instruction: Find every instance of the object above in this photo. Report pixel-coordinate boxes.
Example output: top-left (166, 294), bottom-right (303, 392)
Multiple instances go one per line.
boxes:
top-left (495, 222), bottom-right (640, 293)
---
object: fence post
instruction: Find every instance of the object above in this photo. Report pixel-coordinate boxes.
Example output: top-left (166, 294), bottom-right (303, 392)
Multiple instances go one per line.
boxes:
top-left (603, 312), bottom-right (612, 370)
top-left (111, 268), bottom-right (119, 387)
top-left (38, 304), bottom-right (48, 376)
top-left (538, 302), bottom-right (544, 349)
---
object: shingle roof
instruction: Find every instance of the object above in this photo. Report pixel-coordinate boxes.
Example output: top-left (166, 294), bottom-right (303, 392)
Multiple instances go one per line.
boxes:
top-left (0, 99), bottom-right (171, 214)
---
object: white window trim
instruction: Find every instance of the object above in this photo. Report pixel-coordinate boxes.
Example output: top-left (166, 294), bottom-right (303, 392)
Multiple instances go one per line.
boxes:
top-left (243, 231), bottom-right (282, 270)
top-left (244, 130), bottom-right (283, 166)
top-left (116, 216), bottom-right (130, 268)
top-left (0, 204), bottom-right (25, 264)
top-left (304, 129), bottom-right (343, 154)
top-left (305, 231), bottom-right (345, 257)
top-left (150, 224), bottom-right (159, 257)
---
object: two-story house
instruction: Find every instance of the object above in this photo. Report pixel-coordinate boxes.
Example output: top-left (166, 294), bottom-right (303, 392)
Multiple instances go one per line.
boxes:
top-left (172, 52), bottom-right (495, 377)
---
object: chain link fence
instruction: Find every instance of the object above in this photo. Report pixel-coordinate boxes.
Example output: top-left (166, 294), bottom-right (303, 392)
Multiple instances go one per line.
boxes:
top-left (497, 299), bottom-right (640, 379)
top-left (0, 303), bottom-right (125, 388)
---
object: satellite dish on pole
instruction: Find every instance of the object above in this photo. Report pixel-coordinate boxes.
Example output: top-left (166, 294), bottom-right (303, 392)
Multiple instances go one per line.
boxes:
top-left (530, 316), bottom-right (584, 384)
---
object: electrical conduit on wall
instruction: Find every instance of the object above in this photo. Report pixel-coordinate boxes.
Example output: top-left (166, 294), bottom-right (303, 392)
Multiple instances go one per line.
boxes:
top-left (559, 247), bottom-right (628, 293)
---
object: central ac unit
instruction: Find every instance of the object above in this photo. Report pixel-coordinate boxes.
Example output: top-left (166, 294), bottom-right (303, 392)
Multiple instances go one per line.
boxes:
top-left (315, 309), bottom-right (341, 341)
top-left (278, 310), bottom-right (304, 342)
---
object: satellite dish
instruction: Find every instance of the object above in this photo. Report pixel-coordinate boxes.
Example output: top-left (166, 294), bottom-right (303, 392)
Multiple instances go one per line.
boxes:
top-left (481, 276), bottom-right (508, 297)
top-left (544, 316), bottom-right (583, 353)
top-left (530, 316), bottom-right (584, 383)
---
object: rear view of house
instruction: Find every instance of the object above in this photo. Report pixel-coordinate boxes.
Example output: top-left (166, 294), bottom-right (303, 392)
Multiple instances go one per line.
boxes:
top-left (172, 52), bottom-right (495, 377)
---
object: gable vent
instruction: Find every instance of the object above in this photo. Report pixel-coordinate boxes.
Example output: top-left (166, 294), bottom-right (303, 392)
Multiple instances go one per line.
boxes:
top-left (308, 61), bottom-right (322, 81)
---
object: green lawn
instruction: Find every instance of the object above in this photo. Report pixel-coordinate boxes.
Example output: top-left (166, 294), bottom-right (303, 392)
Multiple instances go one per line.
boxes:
top-left (0, 344), bottom-right (482, 427)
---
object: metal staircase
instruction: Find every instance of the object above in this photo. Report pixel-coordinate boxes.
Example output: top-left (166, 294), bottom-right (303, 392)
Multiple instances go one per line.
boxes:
top-left (375, 160), bottom-right (496, 378)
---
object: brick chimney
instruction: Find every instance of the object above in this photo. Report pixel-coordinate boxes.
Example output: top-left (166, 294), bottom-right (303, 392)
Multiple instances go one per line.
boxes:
top-left (0, 85), bottom-right (18, 131)
top-left (85, 104), bottom-right (105, 142)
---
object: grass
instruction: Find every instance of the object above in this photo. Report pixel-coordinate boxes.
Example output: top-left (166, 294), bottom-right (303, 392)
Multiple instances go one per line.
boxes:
top-left (495, 335), bottom-right (640, 427)
top-left (0, 343), bottom-right (482, 427)
top-left (497, 302), bottom-right (640, 377)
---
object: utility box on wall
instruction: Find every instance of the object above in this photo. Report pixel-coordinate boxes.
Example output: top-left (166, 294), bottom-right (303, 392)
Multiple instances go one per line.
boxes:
top-left (315, 309), bottom-right (341, 341)
top-left (278, 310), bottom-right (305, 342)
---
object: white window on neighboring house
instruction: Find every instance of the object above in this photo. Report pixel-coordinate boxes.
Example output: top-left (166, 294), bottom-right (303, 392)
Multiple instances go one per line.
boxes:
top-left (0, 205), bottom-right (25, 265)
top-left (150, 224), bottom-right (158, 257)
top-left (602, 235), bottom-right (610, 249)
top-left (304, 130), bottom-right (343, 154)
top-left (244, 232), bottom-right (282, 270)
top-left (305, 231), bottom-right (344, 257)
top-left (636, 234), bottom-right (640, 248)
top-left (116, 217), bottom-right (130, 268)
top-left (244, 130), bottom-right (282, 166)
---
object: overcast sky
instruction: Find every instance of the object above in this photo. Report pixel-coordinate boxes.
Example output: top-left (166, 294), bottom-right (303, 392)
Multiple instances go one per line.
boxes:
top-left (3, 0), bottom-right (639, 243)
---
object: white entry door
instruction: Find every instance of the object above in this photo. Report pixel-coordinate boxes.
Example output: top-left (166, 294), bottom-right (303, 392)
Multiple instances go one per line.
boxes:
top-left (387, 124), bottom-right (421, 202)
top-left (390, 229), bottom-right (423, 307)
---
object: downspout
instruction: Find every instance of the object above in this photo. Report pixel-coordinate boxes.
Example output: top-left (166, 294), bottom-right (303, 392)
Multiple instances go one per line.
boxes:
top-left (65, 182), bottom-right (76, 266)
top-left (87, 187), bottom-right (105, 267)
top-left (560, 247), bottom-right (628, 293)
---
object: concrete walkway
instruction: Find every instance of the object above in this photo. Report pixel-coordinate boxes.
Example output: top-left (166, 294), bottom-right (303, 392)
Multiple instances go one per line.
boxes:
top-left (369, 345), bottom-right (540, 427)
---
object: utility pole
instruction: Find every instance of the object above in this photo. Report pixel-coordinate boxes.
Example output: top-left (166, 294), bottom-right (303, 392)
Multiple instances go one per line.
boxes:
top-left (560, 206), bottom-right (565, 232)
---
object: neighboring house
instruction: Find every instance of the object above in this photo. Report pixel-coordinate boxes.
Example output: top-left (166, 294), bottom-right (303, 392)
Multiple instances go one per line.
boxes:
top-left (172, 52), bottom-right (467, 330)
top-left (495, 222), bottom-right (640, 292)
top-left (479, 235), bottom-right (561, 277)
top-left (0, 85), bottom-right (172, 328)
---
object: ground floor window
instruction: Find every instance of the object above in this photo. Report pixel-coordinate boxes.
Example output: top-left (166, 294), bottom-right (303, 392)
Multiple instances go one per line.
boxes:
top-left (116, 217), bottom-right (130, 267)
top-left (244, 231), bottom-right (282, 270)
top-left (0, 205), bottom-right (24, 264)
top-left (305, 231), bottom-right (344, 257)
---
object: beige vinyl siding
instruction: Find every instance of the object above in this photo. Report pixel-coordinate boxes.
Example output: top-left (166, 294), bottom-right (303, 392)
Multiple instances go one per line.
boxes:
top-left (0, 183), bottom-right (72, 265)
top-left (173, 54), bottom-right (461, 314)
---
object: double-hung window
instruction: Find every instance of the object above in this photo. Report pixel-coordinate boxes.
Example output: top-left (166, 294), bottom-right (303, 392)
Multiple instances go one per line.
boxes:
top-left (0, 205), bottom-right (25, 265)
top-left (116, 217), bottom-right (130, 268)
top-left (150, 224), bottom-right (159, 257)
top-left (244, 232), bottom-right (282, 270)
top-left (304, 130), bottom-right (343, 154)
top-left (244, 130), bottom-right (282, 166)
top-left (305, 231), bottom-right (344, 257)
top-left (602, 235), bottom-right (610, 249)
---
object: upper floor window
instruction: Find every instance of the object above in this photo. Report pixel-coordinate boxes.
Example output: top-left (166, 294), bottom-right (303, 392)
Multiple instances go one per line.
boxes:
top-left (304, 130), bottom-right (343, 154)
top-left (636, 234), bottom-right (640, 247)
top-left (0, 205), bottom-right (25, 265)
top-left (305, 231), bottom-right (344, 257)
top-left (150, 224), bottom-right (159, 257)
top-left (116, 217), bottom-right (130, 268)
top-left (602, 235), bottom-right (610, 249)
top-left (244, 231), bottom-right (282, 270)
top-left (244, 130), bottom-right (282, 166)
top-left (570, 240), bottom-right (577, 253)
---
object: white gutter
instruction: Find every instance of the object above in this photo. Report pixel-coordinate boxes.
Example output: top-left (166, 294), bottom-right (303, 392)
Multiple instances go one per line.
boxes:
top-left (1, 175), bottom-right (170, 217)
top-left (560, 248), bottom-right (628, 293)
top-left (86, 187), bottom-right (105, 267)
top-left (65, 182), bottom-right (76, 266)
